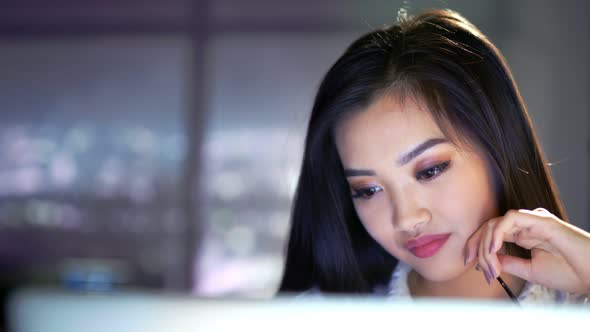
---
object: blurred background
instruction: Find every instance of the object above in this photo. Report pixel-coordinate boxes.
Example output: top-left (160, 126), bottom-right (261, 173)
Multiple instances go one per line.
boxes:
top-left (0, 0), bottom-right (588, 324)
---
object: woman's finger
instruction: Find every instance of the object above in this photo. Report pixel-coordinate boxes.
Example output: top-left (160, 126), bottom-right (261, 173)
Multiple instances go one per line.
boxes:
top-left (481, 218), bottom-right (501, 279)
top-left (497, 254), bottom-right (533, 282)
top-left (477, 226), bottom-right (493, 284)
top-left (490, 209), bottom-right (550, 253)
top-left (464, 223), bottom-right (484, 265)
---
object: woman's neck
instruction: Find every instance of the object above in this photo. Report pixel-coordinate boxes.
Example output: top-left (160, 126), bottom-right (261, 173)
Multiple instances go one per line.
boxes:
top-left (407, 262), bottom-right (526, 300)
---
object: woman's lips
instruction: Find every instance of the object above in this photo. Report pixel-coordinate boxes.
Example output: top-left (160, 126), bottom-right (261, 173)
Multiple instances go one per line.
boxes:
top-left (404, 233), bottom-right (451, 258)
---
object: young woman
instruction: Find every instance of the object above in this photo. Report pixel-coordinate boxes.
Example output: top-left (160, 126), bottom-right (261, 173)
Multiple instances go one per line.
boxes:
top-left (278, 9), bottom-right (590, 304)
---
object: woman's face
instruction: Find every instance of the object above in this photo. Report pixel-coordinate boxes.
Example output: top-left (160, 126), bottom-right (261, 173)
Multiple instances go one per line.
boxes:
top-left (334, 94), bottom-right (498, 282)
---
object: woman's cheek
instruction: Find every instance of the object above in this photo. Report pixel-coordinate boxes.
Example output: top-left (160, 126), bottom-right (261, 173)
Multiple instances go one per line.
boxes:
top-left (354, 196), bottom-right (391, 232)
top-left (430, 169), bottom-right (487, 236)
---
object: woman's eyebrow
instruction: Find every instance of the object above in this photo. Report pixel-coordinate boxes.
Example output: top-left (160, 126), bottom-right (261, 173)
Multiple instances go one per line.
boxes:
top-left (396, 137), bottom-right (448, 166)
top-left (344, 169), bottom-right (376, 177)
top-left (343, 137), bottom-right (448, 177)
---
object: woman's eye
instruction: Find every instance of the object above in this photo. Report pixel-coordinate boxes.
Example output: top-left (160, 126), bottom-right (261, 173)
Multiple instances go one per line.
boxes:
top-left (351, 186), bottom-right (383, 200)
top-left (416, 161), bottom-right (451, 181)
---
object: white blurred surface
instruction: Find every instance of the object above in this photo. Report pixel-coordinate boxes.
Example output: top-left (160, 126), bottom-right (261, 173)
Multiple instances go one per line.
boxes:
top-left (9, 288), bottom-right (589, 332)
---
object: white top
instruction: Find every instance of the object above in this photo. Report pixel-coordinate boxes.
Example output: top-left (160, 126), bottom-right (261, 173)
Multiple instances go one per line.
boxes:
top-left (387, 261), bottom-right (588, 305)
top-left (300, 261), bottom-right (589, 305)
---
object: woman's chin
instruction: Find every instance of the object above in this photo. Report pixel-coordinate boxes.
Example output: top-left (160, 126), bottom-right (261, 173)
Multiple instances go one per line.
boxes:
top-left (412, 261), bottom-right (468, 283)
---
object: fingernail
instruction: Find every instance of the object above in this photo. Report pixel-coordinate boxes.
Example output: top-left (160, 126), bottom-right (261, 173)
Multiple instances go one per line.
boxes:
top-left (490, 265), bottom-right (497, 279)
top-left (463, 247), bottom-right (469, 265)
top-left (489, 240), bottom-right (495, 254)
top-left (483, 270), bottom-right (491, 285)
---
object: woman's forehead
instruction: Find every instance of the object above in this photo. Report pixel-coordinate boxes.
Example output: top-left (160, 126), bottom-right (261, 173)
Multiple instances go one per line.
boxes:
top-left (335, 95), bottom-right (445, 152)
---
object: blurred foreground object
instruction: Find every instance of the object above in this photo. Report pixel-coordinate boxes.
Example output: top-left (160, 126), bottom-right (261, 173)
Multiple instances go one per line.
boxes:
top-left (8, 288), bottom-right (589, 332)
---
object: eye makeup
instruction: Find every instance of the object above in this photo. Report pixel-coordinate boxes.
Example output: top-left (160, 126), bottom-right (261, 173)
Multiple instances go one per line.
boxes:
top-left (415, 160), bottom-right (451, 181)
top-left (351, 185), bottom-right (383, 200)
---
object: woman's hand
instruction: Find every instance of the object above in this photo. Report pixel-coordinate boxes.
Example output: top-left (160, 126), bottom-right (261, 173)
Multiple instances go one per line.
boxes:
top-left (464, 208), bottom-right (590, 294)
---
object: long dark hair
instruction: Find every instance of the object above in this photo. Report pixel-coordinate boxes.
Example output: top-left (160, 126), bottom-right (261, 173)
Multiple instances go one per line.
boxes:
top-left (278, 9), bottom-right (566, 294)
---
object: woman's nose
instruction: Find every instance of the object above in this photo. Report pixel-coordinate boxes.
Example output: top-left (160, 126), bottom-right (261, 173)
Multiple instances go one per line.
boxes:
top-left (392, 192), bottom-right (431, 235)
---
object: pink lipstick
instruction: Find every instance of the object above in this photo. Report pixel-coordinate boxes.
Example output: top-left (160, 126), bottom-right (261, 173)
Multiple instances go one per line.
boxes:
top-left (405, 233), bottom-right (451, 258)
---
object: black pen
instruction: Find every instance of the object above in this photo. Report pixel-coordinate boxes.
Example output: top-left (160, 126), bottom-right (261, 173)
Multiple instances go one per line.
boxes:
top-left (497, 276), bottom-right (519, 305)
